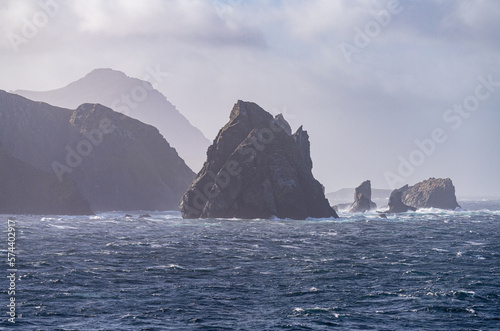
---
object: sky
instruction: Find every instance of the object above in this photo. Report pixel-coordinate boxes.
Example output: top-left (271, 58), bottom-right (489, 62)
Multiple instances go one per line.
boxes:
top-left (1, 0), bottom-right (500, 197)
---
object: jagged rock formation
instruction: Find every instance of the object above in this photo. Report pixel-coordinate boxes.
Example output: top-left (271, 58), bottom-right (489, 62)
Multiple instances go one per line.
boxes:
top-left (386, 185), bottom-right (417, 213)
top-left (0, 90), bottom-right (195, 212)
top-left (0, 144), bottom-right (92, 215)
top-left (385, 178), bottom-right (460, 213)
top-left (348, 180), bottom-right (377, 213)
top-left (14, 68), bottom-right (210, 171)
top-left (180, 100), bottom-right (338, 220)
top-left (402, 178), bottom-right (460, 210)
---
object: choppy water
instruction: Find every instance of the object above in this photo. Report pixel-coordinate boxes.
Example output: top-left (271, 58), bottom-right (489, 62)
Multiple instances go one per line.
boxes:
top-left (1, 200), bottom-right (500, 330)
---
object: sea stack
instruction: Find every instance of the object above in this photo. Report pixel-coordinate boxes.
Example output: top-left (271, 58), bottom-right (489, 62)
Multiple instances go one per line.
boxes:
top-left (180, 100), bottom-right (338, 220)
top-left (385, 178), bottom-right (460, 213)
top-left (402, 178), bottom-right (460, 210)
top-left (348, 180), bottom-right (377, 213)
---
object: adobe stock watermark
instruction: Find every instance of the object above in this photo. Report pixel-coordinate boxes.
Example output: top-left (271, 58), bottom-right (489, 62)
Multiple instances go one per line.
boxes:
top-left (111, 65), bottom-right (169, 118)
top-left (6, 218), bottom-right (18, 323)
top-left (384, 73), bottom-right (500, 189)
top-left (340, 0), bottom-right (404, 64)
top-left (7, 0), bottom-right (70, 53)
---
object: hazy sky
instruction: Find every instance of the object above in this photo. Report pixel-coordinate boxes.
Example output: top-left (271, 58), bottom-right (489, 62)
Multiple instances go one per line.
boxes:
top-left (1, 0), bottom-right (499, 197)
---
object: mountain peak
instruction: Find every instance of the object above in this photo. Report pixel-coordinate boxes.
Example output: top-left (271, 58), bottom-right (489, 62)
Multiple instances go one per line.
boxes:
top-left (84, 68), bottom-right (129, 80)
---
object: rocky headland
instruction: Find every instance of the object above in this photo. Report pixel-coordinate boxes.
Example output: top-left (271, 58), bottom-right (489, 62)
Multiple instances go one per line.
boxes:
top-left (0, 90), bottom-right (195, 213)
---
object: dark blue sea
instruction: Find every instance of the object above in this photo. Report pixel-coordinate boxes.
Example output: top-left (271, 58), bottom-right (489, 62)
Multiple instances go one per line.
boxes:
top-left (2, 200), bottom-right (500, 330)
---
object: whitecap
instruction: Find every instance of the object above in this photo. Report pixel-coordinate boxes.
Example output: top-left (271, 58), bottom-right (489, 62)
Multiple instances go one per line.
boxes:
top-left (40, 217), bottom-right (61, 221)
top-left (465, 241), bottom-right (485, 246)
top-left (48, 224), bottom-right (77, 230)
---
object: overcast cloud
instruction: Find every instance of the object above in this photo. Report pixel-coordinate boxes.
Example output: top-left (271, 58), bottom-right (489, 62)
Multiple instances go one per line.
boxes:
top-left (1, 0), bottom-right (499, 196)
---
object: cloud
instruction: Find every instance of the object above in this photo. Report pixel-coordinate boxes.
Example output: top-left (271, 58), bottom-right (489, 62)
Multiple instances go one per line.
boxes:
top-left (70, 0), bottom-right (267, 48)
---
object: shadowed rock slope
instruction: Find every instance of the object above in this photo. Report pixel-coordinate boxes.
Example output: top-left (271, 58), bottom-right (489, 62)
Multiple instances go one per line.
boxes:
top-left (180, 100), bottom-right (338, 220)
top-left (0, 144), bottom-right (92, 215)
top-left (0, 90), bottom-right (195, 212)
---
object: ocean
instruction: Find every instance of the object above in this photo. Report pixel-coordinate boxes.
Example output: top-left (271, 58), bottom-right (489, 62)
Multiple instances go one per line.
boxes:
top-left (1, 200), bottom-right (500, 330)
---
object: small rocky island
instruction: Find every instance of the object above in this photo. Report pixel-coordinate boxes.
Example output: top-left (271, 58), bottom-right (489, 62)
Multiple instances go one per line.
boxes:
top-left (180, 100), bottom-right (338, 220)
top-left (385, 178), bottom-right (460, 213)
top-left (348, 180), bottom-right (377, 213)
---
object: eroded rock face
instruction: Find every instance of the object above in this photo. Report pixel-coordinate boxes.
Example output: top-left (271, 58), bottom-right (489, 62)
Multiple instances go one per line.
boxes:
top-left (180, 100), bottom-right (338, 220)
top-left (385, 178), bottom-right (460, 213)
top-left (402, 178), bottom-right (460, 210)
top-left (386, 185), bottom-right (417, 213)
top-left (348, 180), bottom-right (377, 213)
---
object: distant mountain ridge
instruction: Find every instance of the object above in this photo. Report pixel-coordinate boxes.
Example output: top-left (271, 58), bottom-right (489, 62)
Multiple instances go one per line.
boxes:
top-left (0, 90), bottom-right (195, 212)
top-left (14, 68), bottom-right (210, 172)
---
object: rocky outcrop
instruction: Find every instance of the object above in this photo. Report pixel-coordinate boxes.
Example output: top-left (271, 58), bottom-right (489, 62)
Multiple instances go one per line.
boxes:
top-left (180, 100), bottom-right (338, 220)
top-left (385, 178), bottom-right (460, 213)
top-left (0, 90), bottom-right (195, 212)
top-left (14, 68), bottom-right (210, 171)
top-left (0, 144), bottom-right (93, 215)
top-left (402, 178), bottom-right (460, 210)
top-left (348, 180), bottom-right (377, 213)
top-left (386, 185), bottom-right (417, 213)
